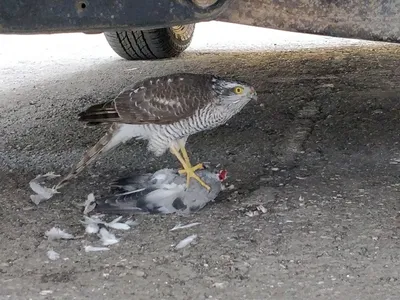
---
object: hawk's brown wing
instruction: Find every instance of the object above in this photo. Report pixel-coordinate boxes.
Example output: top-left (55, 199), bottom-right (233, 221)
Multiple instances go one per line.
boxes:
top-left (78, 73), bottom-right (216, 125)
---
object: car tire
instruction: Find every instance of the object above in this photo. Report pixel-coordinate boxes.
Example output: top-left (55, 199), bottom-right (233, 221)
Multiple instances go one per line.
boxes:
top-left (104, 24), bottom-right (195, 60)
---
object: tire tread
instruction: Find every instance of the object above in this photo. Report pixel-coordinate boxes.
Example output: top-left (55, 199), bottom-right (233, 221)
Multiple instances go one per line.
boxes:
top-left (104, 25), bottom-right (195, 61)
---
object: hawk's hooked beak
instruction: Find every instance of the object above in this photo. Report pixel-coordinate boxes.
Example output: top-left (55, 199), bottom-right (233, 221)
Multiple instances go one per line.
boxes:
top-left (249, 86), bottom-right (258, 101)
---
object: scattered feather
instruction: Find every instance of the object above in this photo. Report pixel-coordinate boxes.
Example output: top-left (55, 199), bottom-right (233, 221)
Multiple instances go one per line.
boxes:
top-left (125, 219), bottom-right (139, 226)
top-left (256, 205), bottom-right (267, 214)
top-left (170, 222), bottom-right (201, 231)
top-left (318, 83), bottom-right (335, 88)
top-left (85, 215), bottom-right (103, 224)
top-left (390, 157), bottom-right (400, 164)
top-left (84, 245), bottom-right (110, 252)
top-left (85, 223), bottom-right (100, 234)
top-left (82, 193), bottom-right (96, 214)
top-left (98, 228), bottom-right (119, 246)
top-left (42, 172), bottom-right (61, 179)
top-left (29, 182), bottom-right (57, 204)
top-left (106, 222), bottom-right (130, 230)
top-left (45, 227), bottom-right (74, 240)
top-left (102, 216), bottom-right (130, 230)
top-left (80, 216), bottom-right (102, 234)
top-left (81, 215), bottom-right (131, 231)
top-left (109, 216), bottom-right (123, 224)
top-left (103, 216), bottom-right (131, 230)
top-left (81, 215), bottom-right (102, 224)
top-left (245, 211), bottom-right (259, 217)
top-left (83, 203), bottom-right (96, 215)
top-left (29, 173), bottom-right (61, 205)
top-left (212, 282), bottom-right (226, 289)
top-left (175, 234), bottom-right (197, 249)
top-left (30, 194), bottom-right (44, 205)
top-left (46, 250), bottom-right (60, 261)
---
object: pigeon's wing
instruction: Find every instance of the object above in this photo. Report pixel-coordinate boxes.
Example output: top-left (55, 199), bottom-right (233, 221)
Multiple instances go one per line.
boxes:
top-left (78, 73), bottom-right (215, 125)
top-left (110, 173), bottom-right (154, 193)
top-left (110, 168), bottom-right (178, 193)
top-left (94, 184), bottom-right (185, 215)
top-left (94, 191), bottom-right (152, 215)
top-left (140, 184), bottom-right (186, 214)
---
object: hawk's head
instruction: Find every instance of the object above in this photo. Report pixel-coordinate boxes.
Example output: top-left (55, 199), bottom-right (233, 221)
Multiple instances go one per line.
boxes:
top-left (212, 77), bottom-right (257, 107)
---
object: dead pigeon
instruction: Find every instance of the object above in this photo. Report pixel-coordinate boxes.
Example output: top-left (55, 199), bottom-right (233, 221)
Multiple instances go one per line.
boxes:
top-left (93, 167), bottom-right (228, 215)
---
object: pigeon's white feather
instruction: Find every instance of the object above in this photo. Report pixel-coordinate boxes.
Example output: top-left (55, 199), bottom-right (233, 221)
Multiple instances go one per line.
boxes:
top-left (45, 227), bottom-right (74, 240)
top-left (98, 228), bottom-right (119, 246)
top-left (29, 173), bottom-right (61, 204)
top-left (144, 184), bottom-right (185, 205)
top-left (46, 250), bottom-right (60, 260)
top-left (170, 222), bottom-right (201, 231)
top-left (84, 245), bottom-right (110, 252)
top-left (175, 234), bottom-right (198, 249)
top-left (85, 223), bottom-right (99, 234)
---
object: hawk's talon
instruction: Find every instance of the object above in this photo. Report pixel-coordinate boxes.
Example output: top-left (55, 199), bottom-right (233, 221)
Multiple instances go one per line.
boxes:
top-left (182, 167), bottom-right (211, 190)
top-left (170, 144), bottom-right (210, 191)
top-left (178, 163), bottom-right (204, 175)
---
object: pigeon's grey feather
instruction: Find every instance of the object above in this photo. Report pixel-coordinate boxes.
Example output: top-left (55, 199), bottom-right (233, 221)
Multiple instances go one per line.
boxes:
top-left (93, 168), bottom-right (225, 215)
top-left (110, 168), bottom-right (177, 193)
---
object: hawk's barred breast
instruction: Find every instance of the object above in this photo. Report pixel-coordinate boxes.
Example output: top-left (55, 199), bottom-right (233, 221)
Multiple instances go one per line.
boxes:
top-left (141, 102), bottom-right (228, 156)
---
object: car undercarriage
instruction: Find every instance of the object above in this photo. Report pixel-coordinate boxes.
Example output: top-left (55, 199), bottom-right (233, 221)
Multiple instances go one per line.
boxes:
top-left (1, 0), bottom-right (400, 60)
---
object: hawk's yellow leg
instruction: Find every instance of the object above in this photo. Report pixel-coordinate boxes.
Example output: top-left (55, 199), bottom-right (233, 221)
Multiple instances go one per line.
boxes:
top-left (179, 145), bottom-right (204, 174)
top-left (169, 146), bottom-right (210, 190)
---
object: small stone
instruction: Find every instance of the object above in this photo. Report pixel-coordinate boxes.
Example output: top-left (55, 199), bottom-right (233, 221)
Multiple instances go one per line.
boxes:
top-left (39, 290), bottom-right (53, 296)
top-left (227, 184), bottom-right (235, 190)
top-left (135, 270), bottom-right (146, 277)
top-left (212, 282), bottom-right (226, 289)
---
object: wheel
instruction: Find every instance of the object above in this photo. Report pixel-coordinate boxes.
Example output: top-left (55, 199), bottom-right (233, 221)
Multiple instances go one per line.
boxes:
top-left (104, 24), bottom-right (195, 60)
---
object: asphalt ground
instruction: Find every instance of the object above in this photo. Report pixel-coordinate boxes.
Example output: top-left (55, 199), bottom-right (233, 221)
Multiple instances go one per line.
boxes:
top-left (1, 22), bottom-right (400, 300)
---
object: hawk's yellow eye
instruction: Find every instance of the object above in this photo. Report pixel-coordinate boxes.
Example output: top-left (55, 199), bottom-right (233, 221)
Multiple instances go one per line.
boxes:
top-left (234, 86), bottom-right (244, 94)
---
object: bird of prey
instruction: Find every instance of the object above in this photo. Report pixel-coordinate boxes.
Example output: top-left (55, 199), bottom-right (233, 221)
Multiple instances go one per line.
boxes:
top-left (56, 73), bottom-right (256, 190)
top-left (93, 167), bottom-right (228, 215)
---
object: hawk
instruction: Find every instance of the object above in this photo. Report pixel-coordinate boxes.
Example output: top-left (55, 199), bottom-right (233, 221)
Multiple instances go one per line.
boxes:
top-left (56, 73), bottom-right (257, 190)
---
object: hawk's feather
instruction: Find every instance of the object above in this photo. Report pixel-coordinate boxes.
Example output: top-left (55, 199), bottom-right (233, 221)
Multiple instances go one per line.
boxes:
top-left (56, 123), bottom-right (140, 188)
top-left (78, 101), bottom-right (120, 124)
top-left (79, 73), bottom-right (217, 125)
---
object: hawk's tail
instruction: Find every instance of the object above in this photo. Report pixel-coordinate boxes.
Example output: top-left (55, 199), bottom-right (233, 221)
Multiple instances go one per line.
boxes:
top-left (56, 123), bottom-right (135, 189)
top-left (78, 101), bottom-right (121, 124)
